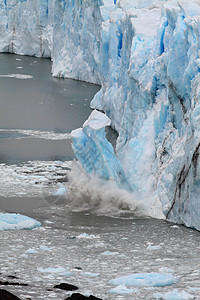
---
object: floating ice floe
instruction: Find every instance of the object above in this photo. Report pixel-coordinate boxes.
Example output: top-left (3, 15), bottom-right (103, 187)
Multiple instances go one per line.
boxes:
top-left (62, 271), bottom-right (75, 277)
top-left (37, 267), bottom-right (66, 273)
top-left (76, 233), bottom-right (99, 239)
top-left (53, 184), bottom-right (67, 196)
top-left (39, 245), bottom-right (52, 251)
top-left (25, 248), bottom-right (39, 254)
top-left (38, 267), bottom-right (74, 277)
top-left (81, 272), bottom-right (100, 278)
top-left (0, 74), bottom-right (33, 79)
top-left (108, 285), bottom-right (139, 295)
top-left (102, 251), bottom-right (119, 256)
top-left (109, 272), bottom-right (178, 287)
top-left (0, 213), bottom-right (41, 230)
top-left (146, 245), bottom-right (161, 250)
top-left (0, 160), bottom-right (72, 198)
top-left (153, 289), bottom-right (194, 300)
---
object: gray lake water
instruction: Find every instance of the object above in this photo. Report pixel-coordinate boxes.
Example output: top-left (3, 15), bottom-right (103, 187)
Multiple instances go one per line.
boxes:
top-left (0, 54), bottom-right (200, 300)
top-left (0, 53), bottom-right (100, 163)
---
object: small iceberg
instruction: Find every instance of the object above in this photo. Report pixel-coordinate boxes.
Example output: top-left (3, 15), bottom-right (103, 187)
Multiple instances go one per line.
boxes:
top-left (109, 272), bottom-right (178, 287)
top-left (37, 267), bottom-right (66, 273)
top-left (101, 251), bottom-right (119, 256)
top-left (108, 285), bottom-right (138, 295)
top-left (0, 213), bottom-right (41, 230)
top-left (81, 272), bottom-right (100, 278)
top-left (53, 183), bottom-right (67, 196)
top-left (153, 289), bottom-right (194, 300)
top-left (25, 248), bottom-right (39, 254)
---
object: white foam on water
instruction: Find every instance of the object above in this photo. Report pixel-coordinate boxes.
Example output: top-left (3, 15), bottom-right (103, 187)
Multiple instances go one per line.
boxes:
top-left (0, 156), bottom-right (164, 220)
top-left (66, 164), bottom-right (138, 216)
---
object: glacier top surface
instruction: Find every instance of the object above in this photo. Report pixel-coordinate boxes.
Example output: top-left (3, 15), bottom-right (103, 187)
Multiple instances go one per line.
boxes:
top-left (129, 7), bottom-right (162, 37)
top-left (83, 109), bottom-right (111, 130)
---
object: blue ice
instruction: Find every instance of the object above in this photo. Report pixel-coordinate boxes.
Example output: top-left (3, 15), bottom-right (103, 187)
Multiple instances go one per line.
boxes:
top-left (0, 213), bottom-right (41, 230)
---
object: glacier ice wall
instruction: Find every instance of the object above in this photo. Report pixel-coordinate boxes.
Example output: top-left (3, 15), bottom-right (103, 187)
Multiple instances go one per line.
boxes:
top-left (52, 0), bottom-right (103, 83)
top-left (0, 0), bottom-right (53, 57)
top-left (1, 0), bottom-right (200, 229)
top-left (69, 0), bottom-right (200, 229)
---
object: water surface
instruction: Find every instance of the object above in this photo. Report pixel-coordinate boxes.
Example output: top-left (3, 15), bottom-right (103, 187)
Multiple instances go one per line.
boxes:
top-left (0, 53), bottom-right (100, 163)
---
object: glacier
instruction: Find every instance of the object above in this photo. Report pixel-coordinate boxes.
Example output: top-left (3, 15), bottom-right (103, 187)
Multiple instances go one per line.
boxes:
top-left (0, 0), bottom-right (53, 57)
top-left (1, 0), bottom-right (200, 229)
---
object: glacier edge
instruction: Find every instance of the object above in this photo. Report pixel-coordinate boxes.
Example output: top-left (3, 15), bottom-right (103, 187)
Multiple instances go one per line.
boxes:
top-left (1, 0), bottom-right (200, 229)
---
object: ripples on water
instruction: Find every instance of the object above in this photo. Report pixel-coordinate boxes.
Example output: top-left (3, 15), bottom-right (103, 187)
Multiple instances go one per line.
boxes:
top-left (0, 54), bottom-right (200, 300)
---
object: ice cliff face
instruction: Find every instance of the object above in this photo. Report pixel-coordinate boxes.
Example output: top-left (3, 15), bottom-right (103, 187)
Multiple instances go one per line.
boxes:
top-left (52, 0), bottom-right (103, 83)
top-left (1, 0), bottom-right (200, 229)
top-left (0, 0), bottom-right (53, 57)
top-left (68, 0), bottom-right (200, 230)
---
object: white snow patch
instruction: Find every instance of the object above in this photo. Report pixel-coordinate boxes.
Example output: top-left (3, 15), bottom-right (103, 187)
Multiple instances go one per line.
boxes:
top-left (83, 110), bottom-right (111, 130)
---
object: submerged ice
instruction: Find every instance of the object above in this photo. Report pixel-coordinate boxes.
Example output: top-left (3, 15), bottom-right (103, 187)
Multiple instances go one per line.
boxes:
top-left (1, 0), bottom-right (200, 229)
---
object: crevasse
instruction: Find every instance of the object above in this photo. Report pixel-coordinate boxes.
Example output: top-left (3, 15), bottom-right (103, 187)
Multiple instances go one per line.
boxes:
top-left (1, 0), bottom-right (200, 229)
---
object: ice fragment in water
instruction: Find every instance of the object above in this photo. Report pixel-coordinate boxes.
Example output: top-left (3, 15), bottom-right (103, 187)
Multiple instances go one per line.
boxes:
top-left (0, 213), bottom-right (41, 230)
top-left (109, 272), bottom-right (178, 287)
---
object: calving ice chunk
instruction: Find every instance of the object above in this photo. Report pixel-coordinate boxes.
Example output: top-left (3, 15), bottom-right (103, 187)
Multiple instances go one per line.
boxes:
top-left (71, 110), bottom-right (133, 192)
top-left (2, 0), bottom-right (200, 229)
